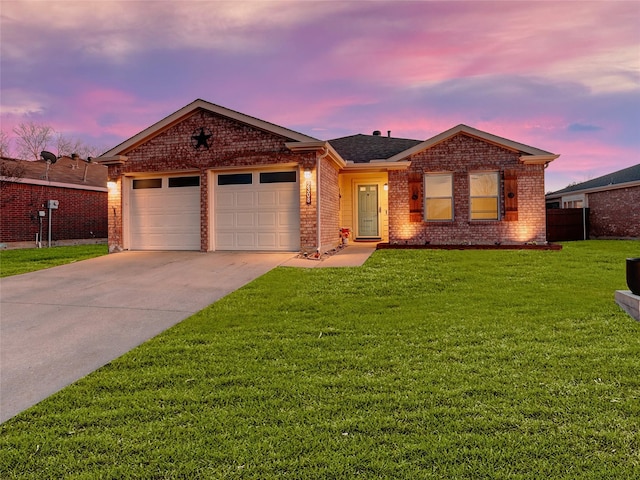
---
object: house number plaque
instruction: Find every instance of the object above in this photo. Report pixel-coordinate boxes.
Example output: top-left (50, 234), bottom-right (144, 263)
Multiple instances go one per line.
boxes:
top-left (306, 181), bottom-right (312, 205)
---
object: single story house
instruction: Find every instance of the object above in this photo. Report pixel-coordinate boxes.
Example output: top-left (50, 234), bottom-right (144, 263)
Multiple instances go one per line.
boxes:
top-left (0, 155), bottom-right (108, 246)
top-left (546, 163), bottom-right (640, 239)
top-left (98, 99), bottom-right (559, 253)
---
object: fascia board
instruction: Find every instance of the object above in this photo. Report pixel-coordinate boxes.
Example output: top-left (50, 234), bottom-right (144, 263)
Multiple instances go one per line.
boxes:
top-left (342, 160), bottom-right (412, 172)
top-left (519, 154), bottom-right (560, 165)
top-left (101, 99), bottom-right (319, 157)
top-left (97, 155), bottom-right (128, 166)
top-left (0, 176), bottom-right (107, 192)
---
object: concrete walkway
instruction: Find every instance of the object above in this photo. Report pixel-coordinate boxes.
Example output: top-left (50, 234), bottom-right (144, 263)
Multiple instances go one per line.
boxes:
top-left (281, 243), bottom-right (377, 268)
top-left (0, 245), bottom-right (376, 423)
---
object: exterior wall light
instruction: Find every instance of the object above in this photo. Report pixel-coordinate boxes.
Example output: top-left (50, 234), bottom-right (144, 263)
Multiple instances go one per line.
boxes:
top-left (383, 183), bottom-right (388, 191)
top-left (304, 169), bottom-right (312, 180)
top-left (107, 181), bottom-right (117, 191)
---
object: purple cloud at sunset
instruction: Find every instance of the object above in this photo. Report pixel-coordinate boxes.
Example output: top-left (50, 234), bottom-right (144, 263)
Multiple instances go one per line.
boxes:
top-left (1, 1), bottom-right (638, 192)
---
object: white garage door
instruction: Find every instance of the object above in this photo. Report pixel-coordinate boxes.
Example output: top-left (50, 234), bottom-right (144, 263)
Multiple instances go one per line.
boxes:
top-left (129, 175), bottom-right (200, 250)
top-left (215, 170), bottom-right (299, 251)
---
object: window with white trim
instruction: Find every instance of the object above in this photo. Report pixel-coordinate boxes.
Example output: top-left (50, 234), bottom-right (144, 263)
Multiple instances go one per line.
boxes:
top-left (470, 172), bottom-right (499, 220)
top-left (424, 173), bottom-right (453, 221)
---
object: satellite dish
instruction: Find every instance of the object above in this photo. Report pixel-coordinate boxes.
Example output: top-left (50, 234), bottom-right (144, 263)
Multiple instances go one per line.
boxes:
top-left (41, 151), bottom-right (57, 164)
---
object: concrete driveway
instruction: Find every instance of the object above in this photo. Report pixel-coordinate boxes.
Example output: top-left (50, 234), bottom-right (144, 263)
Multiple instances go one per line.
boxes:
top-left (0, 251), bottom-right (294, 423)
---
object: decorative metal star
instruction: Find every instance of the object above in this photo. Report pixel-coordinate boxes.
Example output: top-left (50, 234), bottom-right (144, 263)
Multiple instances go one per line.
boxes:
top-left (191, 127), bottom-right (212, 150)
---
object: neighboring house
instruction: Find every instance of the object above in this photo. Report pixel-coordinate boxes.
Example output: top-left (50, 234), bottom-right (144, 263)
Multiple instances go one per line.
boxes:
top-left (97, 99), bottom-right (559, 253)
top-left (546, 163), bottom-right (640, 239)
top-left (0, 155), bottom-right (108, 245)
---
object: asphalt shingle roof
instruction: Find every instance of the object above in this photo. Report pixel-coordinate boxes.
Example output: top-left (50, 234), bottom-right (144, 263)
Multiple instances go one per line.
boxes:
top-left (328, 134), bottom-right (422, 163)
top-left (548, 163), bottom-right (640, 196)
top-left (0, 156), bottom-right (107, 188)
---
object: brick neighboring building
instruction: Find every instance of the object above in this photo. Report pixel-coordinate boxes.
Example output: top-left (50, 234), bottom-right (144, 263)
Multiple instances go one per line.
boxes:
top-left (98, 99), bottom-right (558, 253)
top-left (546, 163), bottom-right (640, 239)
top-left (0, 155), bottom-right (107, 246)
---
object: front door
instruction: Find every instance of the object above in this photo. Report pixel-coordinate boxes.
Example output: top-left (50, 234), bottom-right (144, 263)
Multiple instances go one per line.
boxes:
top-left (357, 184), bottom-right (379, 238)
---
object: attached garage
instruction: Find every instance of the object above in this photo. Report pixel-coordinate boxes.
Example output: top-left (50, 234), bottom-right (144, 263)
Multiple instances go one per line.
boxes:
top-left (214, 170), bottom-right (300, 251)
top-left (129, 175), bottom-right (201, 250)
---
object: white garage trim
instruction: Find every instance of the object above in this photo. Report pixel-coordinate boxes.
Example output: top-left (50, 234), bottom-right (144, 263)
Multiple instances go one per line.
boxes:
top-left (128, 174), bottom-right (201, 250)
top-left (212, 169), bottom-right (300, 251)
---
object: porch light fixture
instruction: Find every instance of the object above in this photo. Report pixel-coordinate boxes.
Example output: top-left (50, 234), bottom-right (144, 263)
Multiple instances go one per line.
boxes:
top-left (383, 183), bottom-right (388, 191)
top-left (304, 169), bottom-right (312, 180)
top-left (107, 181), bottom-right (117, 191)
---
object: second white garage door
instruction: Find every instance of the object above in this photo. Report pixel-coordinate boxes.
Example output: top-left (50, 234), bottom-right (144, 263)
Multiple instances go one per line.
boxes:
top-left (214, 170), bottom-right (300, 251)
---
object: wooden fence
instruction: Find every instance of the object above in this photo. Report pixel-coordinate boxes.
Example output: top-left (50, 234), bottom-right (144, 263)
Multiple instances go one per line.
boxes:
top-left (546, 208), bottom-right (590, 242)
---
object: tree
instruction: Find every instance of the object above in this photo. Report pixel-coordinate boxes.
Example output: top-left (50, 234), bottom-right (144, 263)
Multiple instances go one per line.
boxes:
top-left (13, 121), bottom-right (53, 160)
top-left (0, 159), bottom-right (26, 180)
top-left (0, 130), bottom-right (10, 157)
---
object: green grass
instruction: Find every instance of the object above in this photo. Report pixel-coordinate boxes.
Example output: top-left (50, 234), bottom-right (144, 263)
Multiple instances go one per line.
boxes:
top-left (0, 244), bottom-right (107, 277)
top-left (1, 241), bottom-right (639, 478)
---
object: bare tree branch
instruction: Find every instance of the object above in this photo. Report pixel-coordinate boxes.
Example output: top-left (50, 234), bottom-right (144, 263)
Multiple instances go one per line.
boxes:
top-left (0, 130), bottom-right (11, 158)
top-left (13, 121), bottom-right (53, 160)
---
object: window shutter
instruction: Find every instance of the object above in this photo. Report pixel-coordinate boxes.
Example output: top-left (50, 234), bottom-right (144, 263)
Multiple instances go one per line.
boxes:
top-left (503, 169), bottom-right (518, 221)
top-left (408, 172), bottom-right (423, 222)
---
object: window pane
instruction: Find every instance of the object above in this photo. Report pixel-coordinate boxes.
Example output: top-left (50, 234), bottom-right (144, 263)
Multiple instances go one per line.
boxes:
top-left (471, 197), bottom-right (498, 219)
top-left (260, 171), bottom-right (297, 183)
top-left (426, 198), bottom-right (452, 220)
top-left (168, 176), bottom-right (200, 188)
top-left (217, 173), bottom-right (252, 185)
top-left (133, 178), bottom-right (162, 189)
top-left (426, 174), bottom-right (452, 197)
top-left (470, 173), bottom-right (498, 196)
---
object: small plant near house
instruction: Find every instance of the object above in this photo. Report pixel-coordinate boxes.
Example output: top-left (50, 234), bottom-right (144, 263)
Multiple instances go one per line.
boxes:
top-left (1, 241), bottom-right (638, 478)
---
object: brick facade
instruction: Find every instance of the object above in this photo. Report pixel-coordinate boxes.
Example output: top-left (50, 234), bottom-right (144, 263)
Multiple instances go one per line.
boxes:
top-left (318, 156), bottom-right (341, 252)
top-left (105, 109), bottom-right (320, 252)
top-left (102, 102), bottom-right (553, 253)
top-left (388, 134), bottom-right (547, 245)
top-left (588, 185), bottom-right (640, 239)
top-left (1, 181), bottom-right (107, 243)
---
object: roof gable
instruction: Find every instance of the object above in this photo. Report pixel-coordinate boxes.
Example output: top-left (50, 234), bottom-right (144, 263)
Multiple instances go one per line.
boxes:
top-left (100, 99), bottom-right (319, 157)
top-left (386, 124), bottom-right (557, 163)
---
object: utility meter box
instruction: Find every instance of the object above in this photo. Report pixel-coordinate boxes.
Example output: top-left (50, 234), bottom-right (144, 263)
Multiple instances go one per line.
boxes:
top-left (47, 200), bottom-right (59, 209)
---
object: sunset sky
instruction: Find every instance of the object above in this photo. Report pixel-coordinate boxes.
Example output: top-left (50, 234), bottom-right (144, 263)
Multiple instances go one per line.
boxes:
top-left (1, 0), bottom-right (638, 193)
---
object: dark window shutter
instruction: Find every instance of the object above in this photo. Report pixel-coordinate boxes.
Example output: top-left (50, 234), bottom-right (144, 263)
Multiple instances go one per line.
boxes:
top-left (504, 169), bottom-right (518, 221)
top-left (408, 172), bottom-right (423, 223)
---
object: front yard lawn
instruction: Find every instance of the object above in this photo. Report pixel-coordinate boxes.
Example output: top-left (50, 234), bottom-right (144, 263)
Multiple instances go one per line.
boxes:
top-left (1, 241), bottom-right (639, 478)
top-left (0, 244), bottom-right (107, 277)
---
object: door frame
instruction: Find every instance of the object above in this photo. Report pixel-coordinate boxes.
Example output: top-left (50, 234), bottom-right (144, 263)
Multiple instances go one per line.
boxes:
top-left (354, 182), bottom-right (381, 239)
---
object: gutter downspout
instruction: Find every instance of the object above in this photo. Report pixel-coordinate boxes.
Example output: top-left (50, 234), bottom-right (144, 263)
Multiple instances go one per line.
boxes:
top-left (316, 147), bottom-right (330, 253)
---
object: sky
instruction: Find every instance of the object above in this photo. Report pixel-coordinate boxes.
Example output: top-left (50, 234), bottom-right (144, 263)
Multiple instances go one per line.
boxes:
top-left (1, 0), bottom-right (639, 193)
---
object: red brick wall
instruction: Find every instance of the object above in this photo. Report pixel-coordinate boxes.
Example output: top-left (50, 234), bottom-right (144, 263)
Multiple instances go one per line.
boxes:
top-left (388, 133), bottom-right (547, 245)
top-left (106, 109), bottom-right (317, 252)
top-left (319, 156), bottom-right (341, 252)
top-left (1, 181), bottom-right (107, 243)
top-left (588, 185), bottom-right (640, 238)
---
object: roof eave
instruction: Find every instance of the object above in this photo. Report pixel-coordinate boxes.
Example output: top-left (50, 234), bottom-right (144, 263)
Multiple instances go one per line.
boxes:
top-left (97, 155), bottom-right (128, 166)
top-left (342, 160), bottom-right (412, 172)
top-left (519, 154), bottom-right (560, 165)
top-left (285, 141), bottom-right (347, 169)
top-left (100, 99), bottom-right (319, 157)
